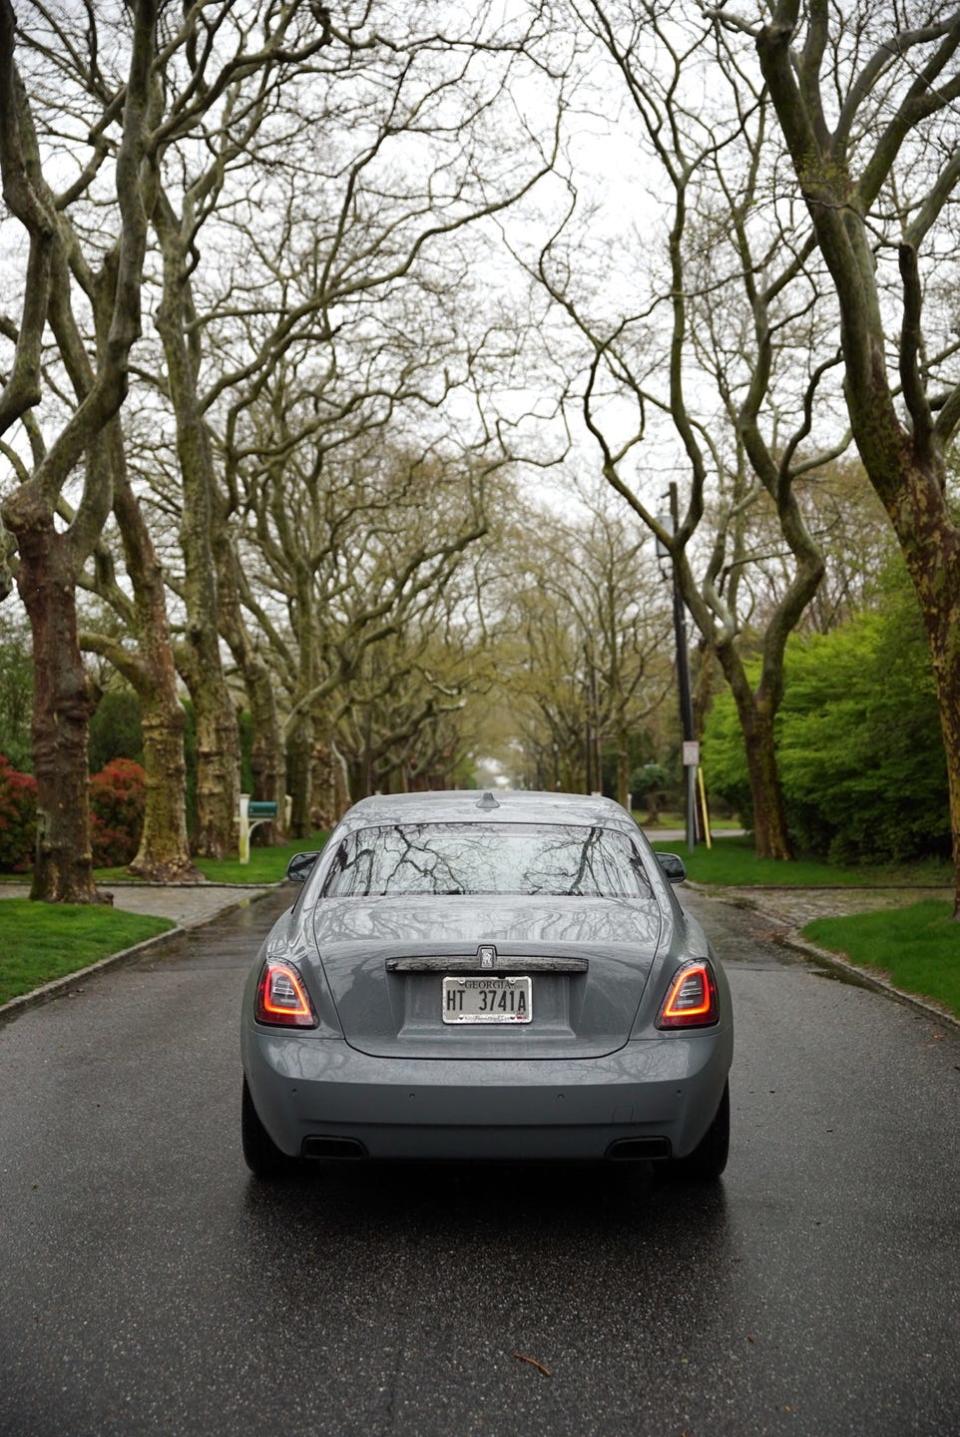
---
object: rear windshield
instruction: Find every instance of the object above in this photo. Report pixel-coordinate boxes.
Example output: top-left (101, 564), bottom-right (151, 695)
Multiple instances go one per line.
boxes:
top-left (320, 822), bottom-right (652, 899)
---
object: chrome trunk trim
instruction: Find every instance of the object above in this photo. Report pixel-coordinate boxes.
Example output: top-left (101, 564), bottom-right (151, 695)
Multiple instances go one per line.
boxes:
top-left (385, 954), bottom-right (589, 973)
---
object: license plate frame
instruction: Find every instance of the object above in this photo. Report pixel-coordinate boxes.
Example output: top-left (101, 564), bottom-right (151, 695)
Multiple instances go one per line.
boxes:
top-left (442, 975), bottom-right (533, 1025)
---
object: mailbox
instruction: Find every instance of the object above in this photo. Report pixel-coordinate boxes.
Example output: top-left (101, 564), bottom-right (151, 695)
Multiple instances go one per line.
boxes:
top-left (238, 793), bottom-right (281, 864)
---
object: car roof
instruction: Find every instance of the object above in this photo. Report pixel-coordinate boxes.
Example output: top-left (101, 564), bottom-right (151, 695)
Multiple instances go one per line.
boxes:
top-left (336, 789), bottom-right (639, 835)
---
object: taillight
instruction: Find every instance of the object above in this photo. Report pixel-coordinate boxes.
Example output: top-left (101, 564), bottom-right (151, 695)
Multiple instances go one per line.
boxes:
top-left (657, 960), bottom-right (719, 1029)
top-left (255, 960), bottom-right (317, 1028)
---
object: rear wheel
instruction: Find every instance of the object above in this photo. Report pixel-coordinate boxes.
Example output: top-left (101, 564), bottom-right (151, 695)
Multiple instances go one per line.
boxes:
top-left (242, 1078), bottom-right (300, 1179)
top-left (668, 1083), bottom-right (729, 1181)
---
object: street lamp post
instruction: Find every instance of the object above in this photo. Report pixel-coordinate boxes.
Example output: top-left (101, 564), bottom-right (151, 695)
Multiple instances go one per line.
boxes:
top-left (658, 483), bottom-right (698, 852)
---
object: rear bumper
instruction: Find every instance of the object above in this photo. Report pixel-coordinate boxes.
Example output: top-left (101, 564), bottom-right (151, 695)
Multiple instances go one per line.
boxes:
top-left (242, 1022), bottom-right (733, 1162)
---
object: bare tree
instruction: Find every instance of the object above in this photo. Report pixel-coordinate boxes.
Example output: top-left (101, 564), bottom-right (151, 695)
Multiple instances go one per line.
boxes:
top-left (499, 494), bottom-right (671, 798)
top-left (0, 0), bottom-right (157, 900)
top-left (704, 0), bottom-right (960, 910)
top-left (12, 1), bottom-right (334, 877)
top-left (532, 1), bottom-right (849, 855)
top-left (137, 2), bottom-right (561, 854)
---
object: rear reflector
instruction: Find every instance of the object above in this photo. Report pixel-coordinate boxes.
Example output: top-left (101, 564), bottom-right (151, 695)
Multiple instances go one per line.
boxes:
top-left (657, 960), bottom-right (719, 1029)
top-left (255, 960), bottom-right (317, 1028)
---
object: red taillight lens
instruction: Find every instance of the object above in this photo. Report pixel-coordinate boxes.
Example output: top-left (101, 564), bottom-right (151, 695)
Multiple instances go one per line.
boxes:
top-left (255, 961), bottom-right (317, 1028)
top-left (657, 960), bottom-right (719, 1029)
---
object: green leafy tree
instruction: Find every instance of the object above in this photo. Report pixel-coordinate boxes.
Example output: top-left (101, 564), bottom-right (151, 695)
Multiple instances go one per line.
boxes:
top-left (705, 568), bottom-right (948, 864)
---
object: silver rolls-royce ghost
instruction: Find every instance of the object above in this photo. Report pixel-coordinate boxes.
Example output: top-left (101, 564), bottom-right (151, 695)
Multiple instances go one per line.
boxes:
top-left (241, 789), bottom-right (733, 1180)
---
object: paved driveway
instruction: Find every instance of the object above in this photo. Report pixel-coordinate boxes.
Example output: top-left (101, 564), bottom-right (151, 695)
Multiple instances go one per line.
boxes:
top-left (1, 888), bottom-right (958, 1436)
top-left (0, 882), bottom-right (270, 927)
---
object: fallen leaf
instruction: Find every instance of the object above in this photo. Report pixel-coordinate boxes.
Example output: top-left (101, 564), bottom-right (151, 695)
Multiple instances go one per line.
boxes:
top-left (512, 1351), bottom-right (552, 1378)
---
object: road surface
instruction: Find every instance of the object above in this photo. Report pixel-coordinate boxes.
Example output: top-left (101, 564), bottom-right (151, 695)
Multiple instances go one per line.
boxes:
top-left (1, 887), bottom-right (958, 1436)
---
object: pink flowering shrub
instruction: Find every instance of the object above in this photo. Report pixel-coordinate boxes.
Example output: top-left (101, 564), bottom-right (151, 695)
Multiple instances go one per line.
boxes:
top-left (89, 759), bottom-right (146, 867)
top-left (0, 754), bottom-right (37, 871)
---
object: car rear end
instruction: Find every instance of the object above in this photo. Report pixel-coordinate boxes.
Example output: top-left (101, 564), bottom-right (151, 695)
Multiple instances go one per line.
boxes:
top-left (241, 793), bottom-right (732, 1167)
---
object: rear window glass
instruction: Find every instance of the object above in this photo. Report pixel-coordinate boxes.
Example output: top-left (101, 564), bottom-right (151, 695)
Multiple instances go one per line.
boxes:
top-left (320, 822), bottom-right (652, 899)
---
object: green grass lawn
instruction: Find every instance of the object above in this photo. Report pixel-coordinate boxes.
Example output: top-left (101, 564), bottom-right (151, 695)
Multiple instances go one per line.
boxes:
top-left (803, 900), bottom-right (960, 1019)
top-left (95, 831), bottom-right (330, 886)
top-left (0, 900), bottom-right (174, 1005)
top-left (650, 835), bottom-right (953, 888)
top-left (635, 811), bottom-right (742, 832)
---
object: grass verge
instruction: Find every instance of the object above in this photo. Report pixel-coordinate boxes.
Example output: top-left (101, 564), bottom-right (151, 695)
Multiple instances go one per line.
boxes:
top-left (96, 831), bottom-right (330, 886)
top-left (636, 811), bottom-right (742, 832)
top-left (0, 900), bottom-right (174, 1005)
top-left (650, 835), bottom-right (953, 888)
top-left (803, 900), bottom-right (960, 1020)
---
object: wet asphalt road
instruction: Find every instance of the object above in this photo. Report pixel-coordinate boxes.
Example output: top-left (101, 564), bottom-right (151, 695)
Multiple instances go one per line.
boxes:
top-left (1, 888), bottom-right (959, 1437)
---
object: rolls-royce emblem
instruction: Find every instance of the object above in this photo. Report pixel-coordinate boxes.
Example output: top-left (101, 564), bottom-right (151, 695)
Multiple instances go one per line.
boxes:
top-left (478, 944), bottom-right (496, 970)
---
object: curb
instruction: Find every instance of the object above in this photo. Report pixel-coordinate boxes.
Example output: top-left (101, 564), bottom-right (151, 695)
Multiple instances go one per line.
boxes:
top-left (0, 880), bottom-right (283, 892)
top-left (686, 882), bottom-right (960, 1035)
top-left (777, 928), bottom-right (960, 1034)
top-left (0, 885), bottom-right (278, 1028)
top-left (105, 881), bottom-right (284, 891)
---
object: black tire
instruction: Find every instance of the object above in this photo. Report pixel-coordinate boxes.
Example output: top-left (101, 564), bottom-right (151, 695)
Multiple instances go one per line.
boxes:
top-left (242, 1078), bottom-right (300, 1179)
top-left (667, 1082), bottom-right (730, 1181)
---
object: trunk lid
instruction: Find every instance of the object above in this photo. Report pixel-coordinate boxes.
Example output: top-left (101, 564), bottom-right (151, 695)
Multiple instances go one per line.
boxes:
top-left (308, 893), bottom-right (662, 1058)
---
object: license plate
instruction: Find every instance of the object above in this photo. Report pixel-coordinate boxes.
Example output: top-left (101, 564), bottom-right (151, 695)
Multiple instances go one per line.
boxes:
top-left (442, 975), bottom-right (532, 1024)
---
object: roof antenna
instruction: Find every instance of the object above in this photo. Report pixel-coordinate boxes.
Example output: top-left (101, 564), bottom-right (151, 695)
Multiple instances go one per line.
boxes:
top-left (476, 791), bottom-right (500, 810)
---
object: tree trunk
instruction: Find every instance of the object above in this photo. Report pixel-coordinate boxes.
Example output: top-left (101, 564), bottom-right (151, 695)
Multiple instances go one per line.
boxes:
top-left (929, 637), bottom-right (960, 920)
top-left (900, 503), bottom-right (960, 917)
top-left (718, 644), bottom-right (793, 861)
top-left (331, 740), bottom-right (351, 820)
top-left (215, 533), bottom-right (286, 842)
top-left (157, 199), bottom-right (239, 860)
top-left (309, 742), bottom-right (335, 830)
top-left (249, 671), bottom-right (286, 840)
top-left (739, 703), bottom-right (793, 862)
top-left (347, 756), bottom-right (365, 804)
top-left (132, 690), bottom-right (198, 880)
top-left (616, 738), bottom-right (630, 811)
top-left (17, 522), bottom-right (103, 902)
top-left (178, 654), bottom-right (239, 860)
top-left (288, 714), bottom-right (314, 839)
top-left (112, 462), bottom-right (199, 882)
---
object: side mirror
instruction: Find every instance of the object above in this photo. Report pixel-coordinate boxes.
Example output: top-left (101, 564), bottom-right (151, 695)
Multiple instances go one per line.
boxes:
top-left (656, 852), bottom-right (686, 884)
top-left (286, 851), bottom-right (321, 885)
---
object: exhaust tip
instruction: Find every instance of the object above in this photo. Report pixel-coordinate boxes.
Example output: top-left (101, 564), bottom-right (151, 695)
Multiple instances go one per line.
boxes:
top-left (302, 1136), bottom-right (368, 1160)
top-left (606, 1137), bottom-right (671, 1161)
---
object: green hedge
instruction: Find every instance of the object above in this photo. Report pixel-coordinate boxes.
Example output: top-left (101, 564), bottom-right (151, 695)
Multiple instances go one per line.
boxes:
top-left (704, 572), bottom-right (949, 865)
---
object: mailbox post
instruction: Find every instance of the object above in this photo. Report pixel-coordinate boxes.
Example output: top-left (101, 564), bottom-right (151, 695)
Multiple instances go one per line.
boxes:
top-left (238, 794), bottom-right (279, 864)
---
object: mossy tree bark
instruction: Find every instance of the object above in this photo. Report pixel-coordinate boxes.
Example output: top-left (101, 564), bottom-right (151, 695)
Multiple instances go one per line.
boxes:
top-left (155, 193), bottom-right (239, 859)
